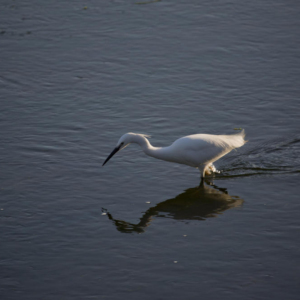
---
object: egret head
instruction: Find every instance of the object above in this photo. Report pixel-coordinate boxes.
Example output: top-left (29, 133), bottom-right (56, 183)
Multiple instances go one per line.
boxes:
top-left (102, 133), bottom-right (136, 166)
top-left (116, 132), bottom-right (135, 149)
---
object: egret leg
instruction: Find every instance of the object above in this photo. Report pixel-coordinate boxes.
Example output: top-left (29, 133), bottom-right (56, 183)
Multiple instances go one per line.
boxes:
top-left (199, 178), bottom-right (205, 188)
top-left (198, 164), bottom-right (208, 179)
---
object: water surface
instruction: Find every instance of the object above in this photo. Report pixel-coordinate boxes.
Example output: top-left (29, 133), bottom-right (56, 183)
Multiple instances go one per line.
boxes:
top-left (1, 0), bottom-right (300, 299)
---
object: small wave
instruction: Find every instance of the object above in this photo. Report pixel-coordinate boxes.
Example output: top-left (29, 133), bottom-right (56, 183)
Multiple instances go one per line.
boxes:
top-left (216, 135), bottom-right (300, 179)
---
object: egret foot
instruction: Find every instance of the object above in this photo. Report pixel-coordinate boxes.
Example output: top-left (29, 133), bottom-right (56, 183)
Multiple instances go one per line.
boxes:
top-left (199, 163), bottom-right (219, 179)
top-left (206, 163), bottom-right (220, 175)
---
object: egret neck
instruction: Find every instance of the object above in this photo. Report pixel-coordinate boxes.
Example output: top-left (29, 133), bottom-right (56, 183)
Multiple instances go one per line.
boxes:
top-left (129, 134), bottom-right (172, 162)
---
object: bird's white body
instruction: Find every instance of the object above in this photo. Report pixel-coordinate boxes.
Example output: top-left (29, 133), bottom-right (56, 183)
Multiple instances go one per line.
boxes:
top-left (103, 130), bottom-right (246, 178)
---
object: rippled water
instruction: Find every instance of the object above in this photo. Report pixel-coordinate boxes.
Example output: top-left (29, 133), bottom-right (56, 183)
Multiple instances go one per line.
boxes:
top-left (1, 0), bottom-right (300, 299)
top-left (220, 134), bottom-right (300, 177)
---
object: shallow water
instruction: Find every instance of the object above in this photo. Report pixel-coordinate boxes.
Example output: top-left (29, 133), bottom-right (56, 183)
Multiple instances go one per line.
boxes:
top-left (1, 0), bottom-right (300, 299)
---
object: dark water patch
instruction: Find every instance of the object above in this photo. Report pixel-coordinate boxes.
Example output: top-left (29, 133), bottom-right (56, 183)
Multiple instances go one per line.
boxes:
top-left (20, 145), bottom-right (60, 155)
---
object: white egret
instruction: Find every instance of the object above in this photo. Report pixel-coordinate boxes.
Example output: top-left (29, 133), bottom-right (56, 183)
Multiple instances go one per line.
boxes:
top-left (103, 130), bottom-right (246, 178)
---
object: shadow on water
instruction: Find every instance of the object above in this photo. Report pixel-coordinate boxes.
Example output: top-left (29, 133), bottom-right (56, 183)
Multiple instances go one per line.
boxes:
top-left (103, 180), bottom-right (243, 234)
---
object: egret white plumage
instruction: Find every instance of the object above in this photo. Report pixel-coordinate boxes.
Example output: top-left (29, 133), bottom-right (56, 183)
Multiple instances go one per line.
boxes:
top-left (103, 130), bottom-right (246, 178)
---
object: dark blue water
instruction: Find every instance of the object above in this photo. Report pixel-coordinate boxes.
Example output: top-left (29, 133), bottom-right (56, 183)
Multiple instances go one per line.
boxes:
top-left (1, 0), bottom-right (300, 299)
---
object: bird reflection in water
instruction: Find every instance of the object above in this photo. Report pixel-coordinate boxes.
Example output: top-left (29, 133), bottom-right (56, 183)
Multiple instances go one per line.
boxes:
top-left (103, 180), bottom-right (243, 234)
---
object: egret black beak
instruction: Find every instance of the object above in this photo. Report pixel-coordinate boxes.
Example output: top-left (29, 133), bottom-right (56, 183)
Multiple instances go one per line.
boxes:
top-left (102, 146), bottom-right (121, 166)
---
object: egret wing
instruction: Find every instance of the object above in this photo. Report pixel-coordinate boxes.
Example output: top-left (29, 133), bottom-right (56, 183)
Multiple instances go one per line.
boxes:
top-left (171, 131), bottom-right (245, 167)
